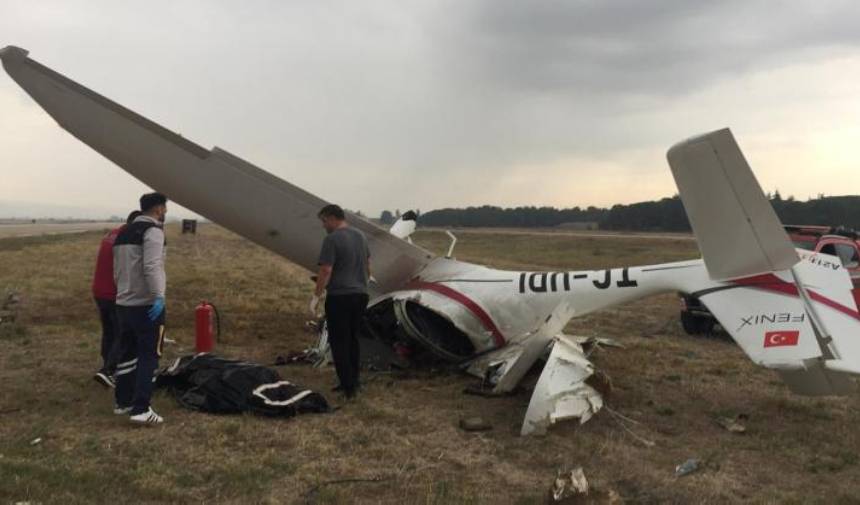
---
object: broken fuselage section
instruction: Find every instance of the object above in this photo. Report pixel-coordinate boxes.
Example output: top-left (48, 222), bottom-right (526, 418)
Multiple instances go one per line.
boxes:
top-left (316, 253), bottom-right (718, 435)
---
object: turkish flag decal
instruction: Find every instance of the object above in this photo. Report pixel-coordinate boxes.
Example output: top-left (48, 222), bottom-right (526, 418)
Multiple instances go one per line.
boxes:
top-left (764, 330), bottom-right (800, 348)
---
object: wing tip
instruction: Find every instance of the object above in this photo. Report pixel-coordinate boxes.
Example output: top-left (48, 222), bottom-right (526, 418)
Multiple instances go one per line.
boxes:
top-left (0, 45), bottom-right (29, 62)
top-left (666, 127), bottom-right (732, 163)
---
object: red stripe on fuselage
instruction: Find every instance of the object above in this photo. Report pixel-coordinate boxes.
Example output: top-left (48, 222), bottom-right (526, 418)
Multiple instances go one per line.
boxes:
top-left (406, 281), bottom-right (506, 348)
top-left (732, 274), bottom-right (860, 322)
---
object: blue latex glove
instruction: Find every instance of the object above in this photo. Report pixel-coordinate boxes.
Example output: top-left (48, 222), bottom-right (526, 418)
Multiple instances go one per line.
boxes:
top-left (148, 297), bottom-right (165, 321)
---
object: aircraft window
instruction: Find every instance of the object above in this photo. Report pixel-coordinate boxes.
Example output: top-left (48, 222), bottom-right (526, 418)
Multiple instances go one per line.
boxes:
top-left (835, 244), bottom-right (860, 269)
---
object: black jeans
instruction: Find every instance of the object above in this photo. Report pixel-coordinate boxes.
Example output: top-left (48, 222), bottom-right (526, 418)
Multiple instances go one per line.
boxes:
top-left (325, 293), bottom-right (368, 395)
top-left (114, 305), bottom-right (166, 414)
top-left (94, 297), bottom-right (120, 374)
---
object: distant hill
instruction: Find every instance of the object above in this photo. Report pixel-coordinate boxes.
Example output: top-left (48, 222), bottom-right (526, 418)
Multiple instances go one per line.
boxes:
top-left (416, 195), bottom-right (860, 232)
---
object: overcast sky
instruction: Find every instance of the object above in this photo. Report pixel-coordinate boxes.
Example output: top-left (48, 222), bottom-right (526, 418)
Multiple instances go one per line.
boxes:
top-left (2, 0), bottom-right (860, 219)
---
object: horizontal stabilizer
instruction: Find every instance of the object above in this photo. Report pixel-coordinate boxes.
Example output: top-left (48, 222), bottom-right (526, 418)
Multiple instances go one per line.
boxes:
top-left (667, 129), bottom-right (798, 280)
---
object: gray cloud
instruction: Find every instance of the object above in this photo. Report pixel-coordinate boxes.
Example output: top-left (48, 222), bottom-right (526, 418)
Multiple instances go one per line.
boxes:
top-left (1, 0), bottom-right (859, 217)
top-left (444, 0), bottom-right (860, 96)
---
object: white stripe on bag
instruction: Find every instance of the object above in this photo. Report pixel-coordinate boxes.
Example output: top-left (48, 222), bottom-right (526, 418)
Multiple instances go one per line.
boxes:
top-left (251, 381), bottom-right (314, 407)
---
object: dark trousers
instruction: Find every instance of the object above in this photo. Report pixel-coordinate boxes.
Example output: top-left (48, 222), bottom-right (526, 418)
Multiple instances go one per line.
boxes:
top-left (114, 305), bottom-right (165, 414)
top-left (94, 297), bottom-right (120, 374)
top-left (325, 293), bottom-right (368, 395)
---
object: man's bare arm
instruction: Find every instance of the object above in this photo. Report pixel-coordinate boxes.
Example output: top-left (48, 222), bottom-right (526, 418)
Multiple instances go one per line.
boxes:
top-left (315, 264), bottom-right (333, 297)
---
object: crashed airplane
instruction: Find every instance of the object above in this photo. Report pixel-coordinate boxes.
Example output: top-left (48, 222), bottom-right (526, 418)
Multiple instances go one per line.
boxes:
top-left (4, 45), bottom-right (860, 435)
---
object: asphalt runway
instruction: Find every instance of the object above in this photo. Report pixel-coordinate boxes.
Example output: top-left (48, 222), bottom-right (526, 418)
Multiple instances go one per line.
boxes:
top-left (0, 222), bottom-right (115, 239)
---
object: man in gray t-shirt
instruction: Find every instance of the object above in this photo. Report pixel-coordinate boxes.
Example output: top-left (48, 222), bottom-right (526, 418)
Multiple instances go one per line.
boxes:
top-left (312, 204), bottom-right (370, 399)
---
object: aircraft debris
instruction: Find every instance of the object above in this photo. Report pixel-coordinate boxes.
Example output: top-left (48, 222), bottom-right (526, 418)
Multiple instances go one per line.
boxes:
top-left (521, 336), bottom-right (604, 436)
top-left (715, 414), bottom-right (747, 434)
top-left (28, 437), bottom-right (42, 446)
top-left (674, 458), bottom-right (701, 477)
top-left (574, 335), bottom-right (624, 350)
top-left (459, 416), bottom-right (492, 432)
top-left (0, 291), bottom-right (21, 324)
top-left (550, 467), bottom-right (589, 502)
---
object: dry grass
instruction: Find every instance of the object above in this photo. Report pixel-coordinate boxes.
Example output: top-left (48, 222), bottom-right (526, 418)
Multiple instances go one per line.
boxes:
top-left (1, 225), bottom-right (860, 504)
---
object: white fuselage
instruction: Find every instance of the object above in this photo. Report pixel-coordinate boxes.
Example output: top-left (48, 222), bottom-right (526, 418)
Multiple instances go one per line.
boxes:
top-left (375, 256), bottom-right (719, 357)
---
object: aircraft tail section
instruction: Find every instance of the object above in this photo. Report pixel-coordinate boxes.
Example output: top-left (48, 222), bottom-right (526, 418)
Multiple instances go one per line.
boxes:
top-left (667, 128), bottom-right (799, 281)
top-left (688, 249), bottom-right (860, 395)
top-left (667, 128), bottom-right (860, 395)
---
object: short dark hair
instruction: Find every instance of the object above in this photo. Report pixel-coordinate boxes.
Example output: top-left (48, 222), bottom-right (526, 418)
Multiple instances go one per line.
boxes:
top-left (126, 210), bottom-right (142, 224)
top-left (318, 204), bottom-right (345, 220)
top-left (140, 192), bottom-right (167, 213)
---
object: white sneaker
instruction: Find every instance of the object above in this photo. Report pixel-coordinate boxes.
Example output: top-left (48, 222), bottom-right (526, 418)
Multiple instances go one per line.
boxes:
top-left (113, 405), bottom-right (133, 415)
top-left (129, 407), bottom-right (164, 425)
top-left (94, 372), bottom-right (116, 389)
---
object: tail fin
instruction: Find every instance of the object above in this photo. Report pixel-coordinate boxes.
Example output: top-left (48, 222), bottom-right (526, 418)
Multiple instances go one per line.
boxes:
top-left (669, 129), bottom-right (860, 395)
top-left (667, 128), bottom-right (799, 280)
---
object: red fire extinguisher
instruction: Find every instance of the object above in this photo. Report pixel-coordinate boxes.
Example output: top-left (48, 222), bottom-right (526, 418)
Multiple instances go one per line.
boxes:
top-left (195, 301), bottom-right (220, 353)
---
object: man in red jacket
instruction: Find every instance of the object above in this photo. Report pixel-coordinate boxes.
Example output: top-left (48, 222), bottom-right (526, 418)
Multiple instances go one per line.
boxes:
top-left (92, 210), bottom-right (141, 388)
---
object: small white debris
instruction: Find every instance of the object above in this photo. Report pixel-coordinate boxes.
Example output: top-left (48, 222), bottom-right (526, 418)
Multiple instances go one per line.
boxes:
top-left (675, 458), bottom-right (701, 477)
top-left (551, 466), bottom-right (589, 502)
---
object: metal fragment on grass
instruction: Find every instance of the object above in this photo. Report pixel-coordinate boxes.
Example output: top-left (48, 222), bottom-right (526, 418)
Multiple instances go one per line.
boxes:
top-left (551, 466), bottom-right (589, 502)
top-left (675, 458), bottom-right (701, 477)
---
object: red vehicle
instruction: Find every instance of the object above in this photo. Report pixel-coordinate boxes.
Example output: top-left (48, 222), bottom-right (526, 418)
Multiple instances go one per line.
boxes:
top-left (681, 225), bottom-right (860, 335)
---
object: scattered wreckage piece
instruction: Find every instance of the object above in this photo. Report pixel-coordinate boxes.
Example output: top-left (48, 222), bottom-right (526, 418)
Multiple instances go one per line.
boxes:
top-left (0, 291), bottom-right (22, 324)
top-left (311, 321), bottom-right (616, 435)
top-left (310, 318), bottom-right (618, 434)
top-left (674, 458), bottom-right (702, 477)
top-left (459, 416), bottom-right (493, 432)
top-left (157, 354), bottom-right (329, 417)
top-left (521, 336), bottom-right (604, 436)
top-left (550, 467), bottom-right (589, 503)
top-left (715, 414), bottom-right (747, 434)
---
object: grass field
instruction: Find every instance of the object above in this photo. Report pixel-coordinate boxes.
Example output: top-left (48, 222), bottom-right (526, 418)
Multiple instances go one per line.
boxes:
top-left (1, 225), bottom-right (859, 504)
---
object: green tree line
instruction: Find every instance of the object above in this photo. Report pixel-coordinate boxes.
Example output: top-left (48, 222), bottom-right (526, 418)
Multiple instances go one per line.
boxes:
top-left (410, 194), bottom-right (860, 231)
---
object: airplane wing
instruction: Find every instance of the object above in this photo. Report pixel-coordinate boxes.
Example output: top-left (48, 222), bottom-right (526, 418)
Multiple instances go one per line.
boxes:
top-left (0, 46), bottom-right (434, 293)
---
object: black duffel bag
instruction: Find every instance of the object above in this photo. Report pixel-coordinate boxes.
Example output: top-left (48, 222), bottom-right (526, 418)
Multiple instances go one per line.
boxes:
top-left (157, 353), bottom-right (329, 417)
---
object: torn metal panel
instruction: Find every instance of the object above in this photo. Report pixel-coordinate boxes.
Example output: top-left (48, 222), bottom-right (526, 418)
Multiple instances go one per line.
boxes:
top-left (572, 335), bottom-right (624, 349)
top-left (464, 340), bottom-right (533, 384)
top-left (521, 335), bottom-right (604, 436)
top-left (551, 467), bottom-right (589, 502)
top-left (492, 331), bottom-right (555, 393)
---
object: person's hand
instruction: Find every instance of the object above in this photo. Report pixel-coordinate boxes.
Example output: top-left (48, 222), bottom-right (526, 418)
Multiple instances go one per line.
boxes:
top-left (309, 294), bottom-right (321, 316)
top-left (148, 297), bottom-right (165, 321)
